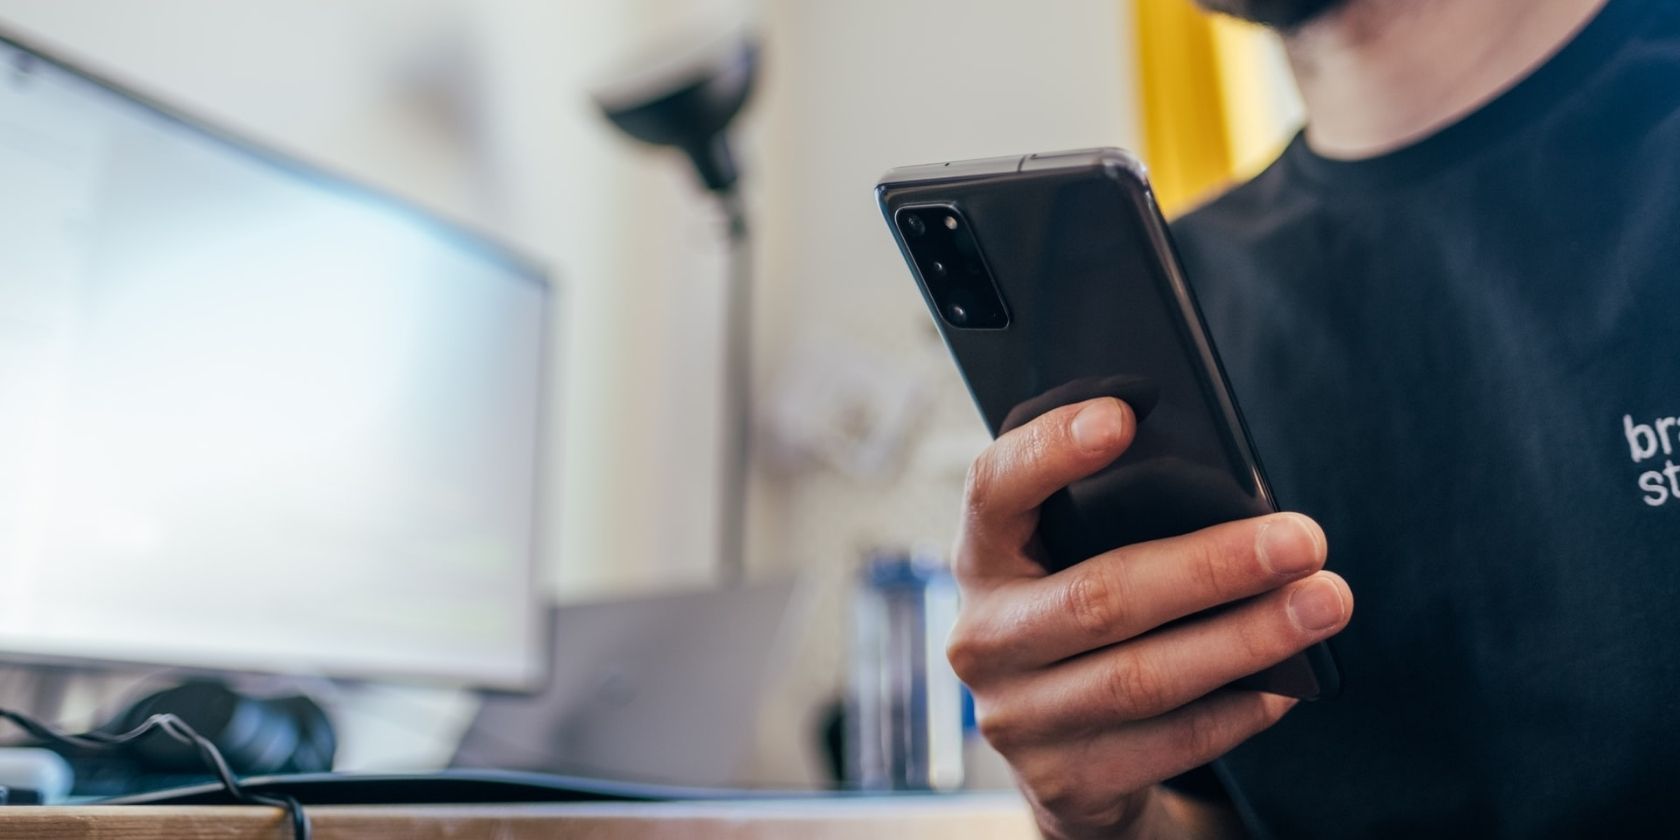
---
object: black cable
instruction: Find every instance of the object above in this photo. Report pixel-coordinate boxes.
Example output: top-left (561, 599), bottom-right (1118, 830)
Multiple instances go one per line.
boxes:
top-left (0, 707), bottom-right (309, 839)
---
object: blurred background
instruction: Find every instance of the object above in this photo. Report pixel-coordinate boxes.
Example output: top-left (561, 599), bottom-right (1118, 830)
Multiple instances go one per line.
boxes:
top-left (0, 0), bottom-right (1304, 796)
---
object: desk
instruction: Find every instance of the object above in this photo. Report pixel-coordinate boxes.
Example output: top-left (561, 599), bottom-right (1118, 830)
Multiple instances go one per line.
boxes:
top-left (0, 795), bottom-right (1038, 839)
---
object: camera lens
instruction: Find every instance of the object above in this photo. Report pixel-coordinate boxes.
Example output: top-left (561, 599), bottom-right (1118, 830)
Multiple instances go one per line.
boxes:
top-left (900, 205), bottom-right (1006, 329)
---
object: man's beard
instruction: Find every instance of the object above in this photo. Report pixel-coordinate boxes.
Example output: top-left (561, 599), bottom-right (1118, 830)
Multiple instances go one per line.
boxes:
top-left (1193, 0), bottom-right (1350, 30)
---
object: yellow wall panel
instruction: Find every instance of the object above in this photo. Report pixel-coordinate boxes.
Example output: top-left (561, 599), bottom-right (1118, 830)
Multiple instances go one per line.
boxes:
top-left (1133, 0), bottom-right (1300, 215)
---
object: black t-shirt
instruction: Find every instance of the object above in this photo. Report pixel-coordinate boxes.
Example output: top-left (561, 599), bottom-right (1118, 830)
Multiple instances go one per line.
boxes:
top-left (1168, 0), bottom-right (1680, 836)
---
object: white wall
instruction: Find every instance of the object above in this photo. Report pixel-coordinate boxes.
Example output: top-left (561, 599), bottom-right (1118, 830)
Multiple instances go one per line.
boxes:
top-left (0, 0), bottom-right (1141, 780)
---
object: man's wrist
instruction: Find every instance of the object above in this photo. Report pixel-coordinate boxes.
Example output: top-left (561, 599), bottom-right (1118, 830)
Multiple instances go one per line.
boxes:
top-left (1151, 784), bottom-right (1246, 840)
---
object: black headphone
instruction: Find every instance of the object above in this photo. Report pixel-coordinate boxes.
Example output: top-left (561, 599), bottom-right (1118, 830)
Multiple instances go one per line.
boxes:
top-left (113, 681), bottom-right (336, 775)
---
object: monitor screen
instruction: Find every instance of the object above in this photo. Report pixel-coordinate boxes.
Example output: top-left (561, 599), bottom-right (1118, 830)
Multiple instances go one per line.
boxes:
top-left (0, 34), bottom-right (548, 687)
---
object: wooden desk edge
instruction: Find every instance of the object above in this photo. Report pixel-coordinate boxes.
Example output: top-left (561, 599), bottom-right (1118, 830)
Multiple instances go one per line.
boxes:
top-left (0, 795), bottom-right (1040, 840)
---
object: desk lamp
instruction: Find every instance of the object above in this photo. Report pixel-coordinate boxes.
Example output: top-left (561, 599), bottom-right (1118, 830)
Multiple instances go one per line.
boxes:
top-left (594, 33), bottom-right (759, 583)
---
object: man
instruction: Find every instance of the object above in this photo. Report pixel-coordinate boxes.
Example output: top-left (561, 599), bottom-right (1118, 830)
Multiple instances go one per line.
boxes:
top-left (947, 0), bottom-right (1680, 836)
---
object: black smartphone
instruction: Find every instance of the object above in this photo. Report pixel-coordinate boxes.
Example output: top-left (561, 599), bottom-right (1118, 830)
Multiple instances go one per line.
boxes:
top-left (877, 147), bottom-right (1338, 700)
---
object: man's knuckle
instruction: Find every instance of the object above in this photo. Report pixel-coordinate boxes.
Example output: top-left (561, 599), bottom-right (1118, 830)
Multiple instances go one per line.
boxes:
top-left (962, 454), bottom-right (997, 513)
top-left (1107, 653), bottom-right (1171, 717)
top-left (950, 540), bottom-right (985, 584)
top-left (1029, 770), bottom-right (1126, 833)
top-left (1063, 567), bottom-right (1125, 638)
top-left (1185, 535), bottom-right (1235, 596)
top-left (974, 705), bottom-right (1024, 751)
top-left (1017, 741), bottom-right (1146, 834)
top-left (1174, 705), bottom-right (1230, 761)
top-left (1025, 764), bottom-right (1083, 816)
top-left (944, 623), bottom-right (991, 683)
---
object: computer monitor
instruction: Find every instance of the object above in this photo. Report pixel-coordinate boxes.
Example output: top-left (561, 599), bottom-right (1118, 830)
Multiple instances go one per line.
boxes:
top-left (0, 31), bottom-right (549, 688)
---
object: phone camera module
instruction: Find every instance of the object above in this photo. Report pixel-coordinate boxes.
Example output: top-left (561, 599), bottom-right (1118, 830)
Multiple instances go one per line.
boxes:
top-left (895, 205), bottom-right (1007, 329)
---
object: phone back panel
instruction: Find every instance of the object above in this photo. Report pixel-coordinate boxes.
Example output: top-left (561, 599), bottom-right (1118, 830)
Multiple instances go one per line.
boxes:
top-left (878, 149), bottom-right (1336, 700)
top-left (879, 150), bottom-right (1273, 567)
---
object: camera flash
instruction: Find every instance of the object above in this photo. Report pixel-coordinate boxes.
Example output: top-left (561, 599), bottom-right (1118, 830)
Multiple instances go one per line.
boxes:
top-left (944, 215), bottom-right (959, 230)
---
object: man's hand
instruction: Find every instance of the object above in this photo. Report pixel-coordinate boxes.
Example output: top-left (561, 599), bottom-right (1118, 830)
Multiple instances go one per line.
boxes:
top-left (948, 397), bottom-right (1353, 840)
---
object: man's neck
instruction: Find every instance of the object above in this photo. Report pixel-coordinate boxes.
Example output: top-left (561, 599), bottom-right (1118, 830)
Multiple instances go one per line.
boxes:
top-left (1284, 0), bottom-right (1609, 159)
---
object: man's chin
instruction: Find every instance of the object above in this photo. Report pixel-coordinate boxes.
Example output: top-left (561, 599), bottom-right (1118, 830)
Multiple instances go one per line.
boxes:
top-left (1193, 0), bottom-right (1350, 30)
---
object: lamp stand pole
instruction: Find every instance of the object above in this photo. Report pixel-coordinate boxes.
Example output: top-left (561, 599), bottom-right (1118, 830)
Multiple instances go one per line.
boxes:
top-left (717, 188), bottom-right (752, 585)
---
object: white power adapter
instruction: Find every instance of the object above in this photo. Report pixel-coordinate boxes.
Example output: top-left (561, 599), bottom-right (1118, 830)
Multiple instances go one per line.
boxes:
top-left (0, 748), bottom-right (74, 803)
